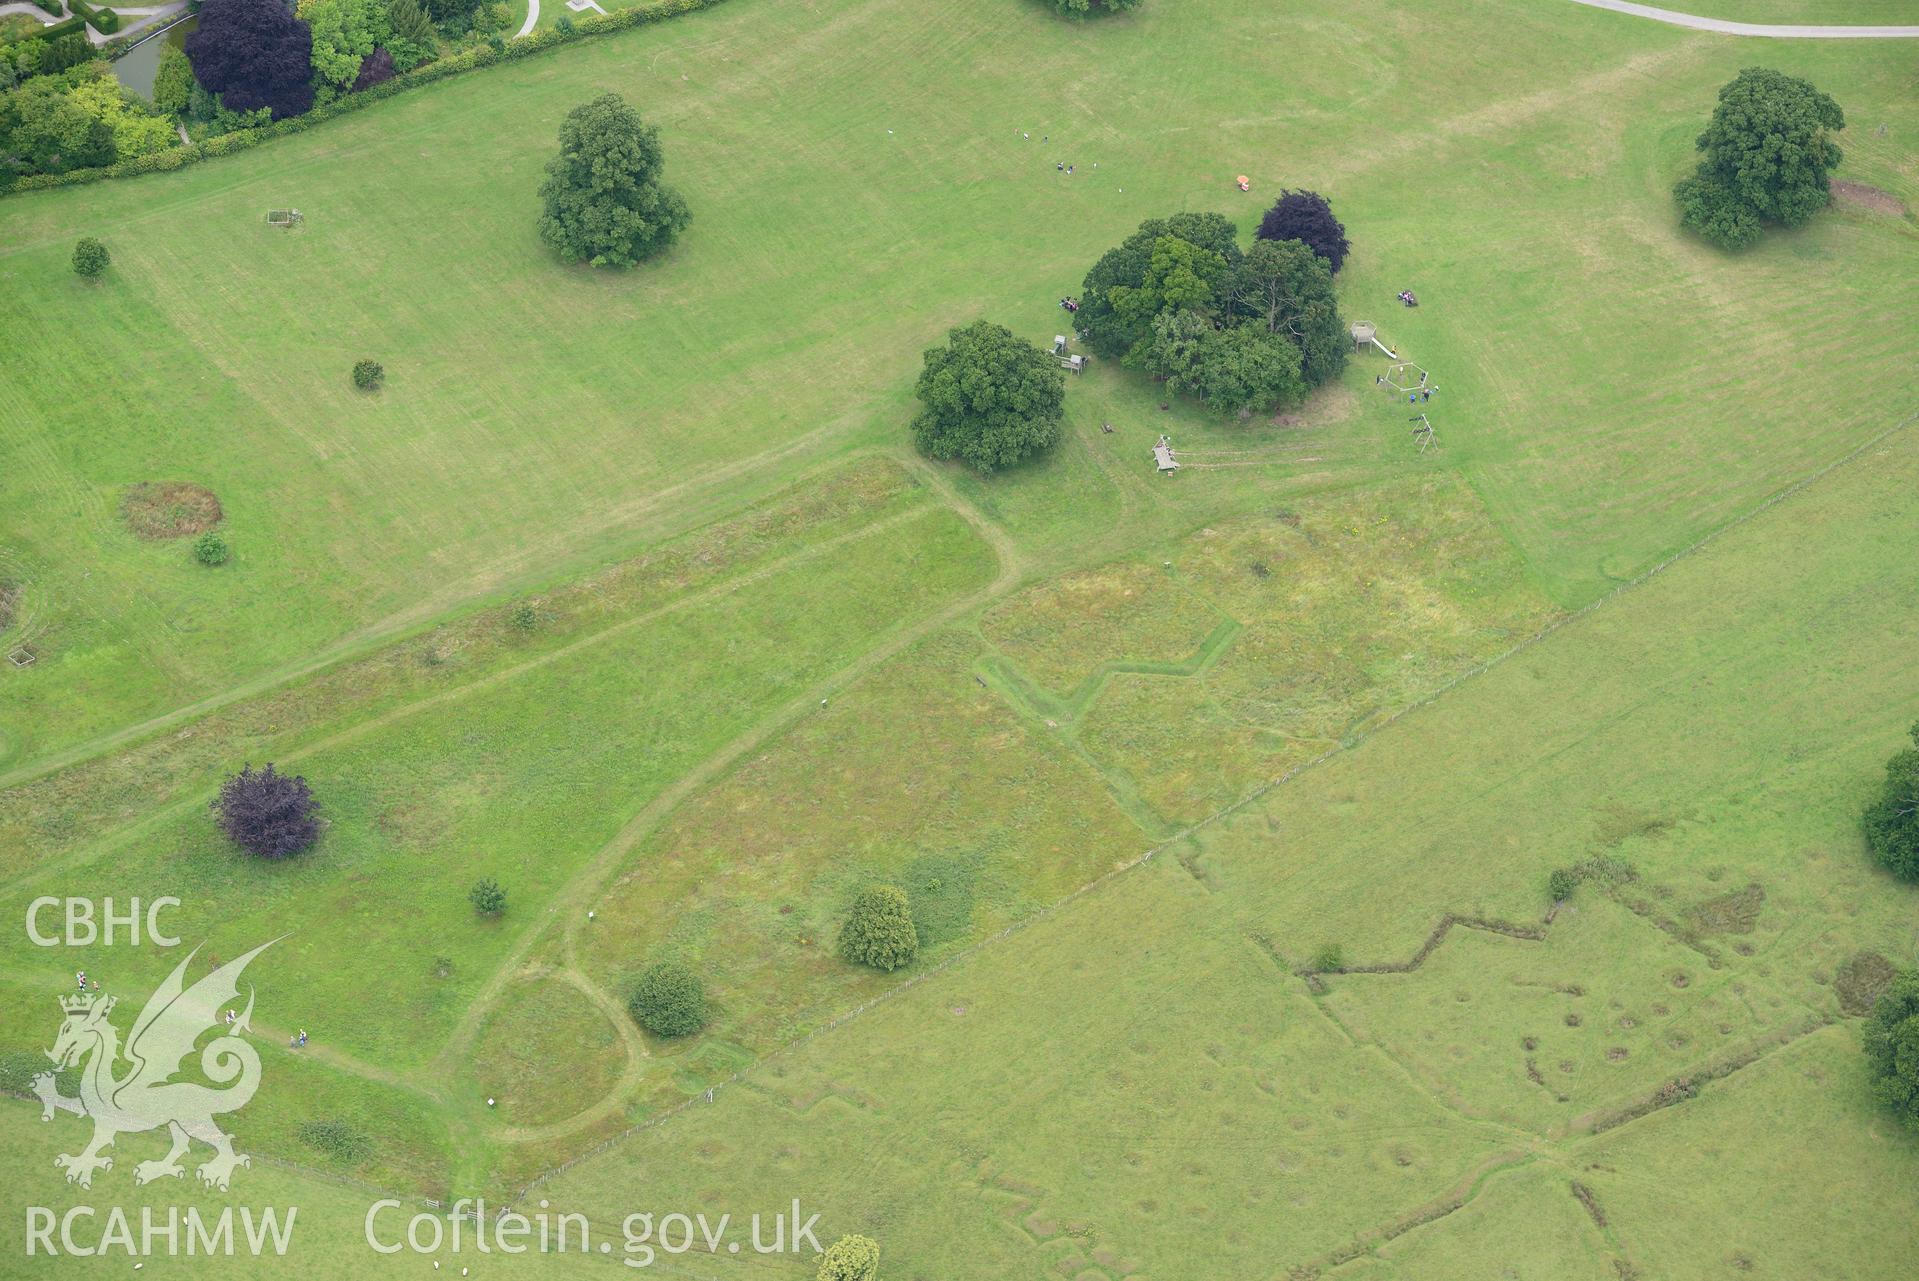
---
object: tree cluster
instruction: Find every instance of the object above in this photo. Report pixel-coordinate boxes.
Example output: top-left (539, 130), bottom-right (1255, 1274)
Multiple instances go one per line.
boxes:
top-left (1674, 68), bottom-right (1845, 250)
top-left (211, 763), bottom-right (320, 858)
top-left (538, 93), bottom-right (690, 268)
top-left (0, 0), bottom-right (471, 188)
top-left (911, 320), bottom-right (1065, 473)
top-left (1077, 203), bottom-right (1348, 418)
top-left (1, 63), bottom-right (173, 184)
top-left (1046, 0), bottom-right (1143, 14)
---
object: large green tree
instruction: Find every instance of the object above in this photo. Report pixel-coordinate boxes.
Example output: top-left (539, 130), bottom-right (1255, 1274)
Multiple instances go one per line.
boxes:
top-left (838, 885), bottom-right (918, 972)
top-left (1864, 722), bottom-right (1919, 880)
top-left (1144, 308), bottom-right (1211, 397)
top-left (1229, 237), bottom-right (1346, 386)
top-left (911, 320), bottom-right (1065, 473)
top-left (1193, 325), bottom-right (1306, 417)
top-left (1077, 212), bottom-right (1243, 359)
top-left (537, 93), bottom-right (691, 269)
top-left (1107, 235), bottom-right (1231, 368)
top-left (1675, 68), bottom-right (1844, 250)
top-left (1864, 971), bottom-right (1919, 1130)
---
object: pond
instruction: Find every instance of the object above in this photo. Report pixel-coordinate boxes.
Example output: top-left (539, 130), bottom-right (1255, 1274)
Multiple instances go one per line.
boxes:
top-left (110, 15), bottom-right (194, 101)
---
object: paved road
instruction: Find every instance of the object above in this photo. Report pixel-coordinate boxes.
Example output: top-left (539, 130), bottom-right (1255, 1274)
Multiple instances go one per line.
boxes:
top-left (1568, 0), bottom-right (1919, 37)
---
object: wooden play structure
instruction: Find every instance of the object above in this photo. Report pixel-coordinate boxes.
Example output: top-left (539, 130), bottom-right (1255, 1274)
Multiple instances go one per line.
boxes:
top-left (1350, 321), bottom-right (1396, 357)
top-left (1052, 335), bottom-right (1087, 375)
top-left (1152, 435), bottom-right (1179, 474)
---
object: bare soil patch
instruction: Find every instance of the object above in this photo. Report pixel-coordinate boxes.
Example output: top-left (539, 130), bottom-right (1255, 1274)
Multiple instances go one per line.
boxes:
top-left (120, 482), bottom-right (223, 540)
top-left (1836, 950), bottom-right (1897, 1016)
top-left (1687, 883), bottom-right (1764, 936)
top-left (1832, 181), bottom-right (1907, 218)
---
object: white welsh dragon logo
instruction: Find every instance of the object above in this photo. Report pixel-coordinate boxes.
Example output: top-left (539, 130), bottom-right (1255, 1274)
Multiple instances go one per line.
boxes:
top-left (33, 940), bottom-right (276, 1191)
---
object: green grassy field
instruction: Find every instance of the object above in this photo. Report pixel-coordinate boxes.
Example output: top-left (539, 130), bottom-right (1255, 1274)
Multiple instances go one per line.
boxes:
top-left (1, 0), bottom-right (1916, 1276)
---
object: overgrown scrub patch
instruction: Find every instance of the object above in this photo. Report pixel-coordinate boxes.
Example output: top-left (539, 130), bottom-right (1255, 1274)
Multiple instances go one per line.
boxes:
top-left (119, 482), bottom-right (223, 540)
top-left (296, 1117), bottom-right (374, 1165)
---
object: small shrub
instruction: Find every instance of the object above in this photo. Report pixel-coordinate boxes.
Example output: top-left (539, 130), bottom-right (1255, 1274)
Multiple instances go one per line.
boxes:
top-left (817, 1234), bottom-right (881, 1281)
top-left (1548, 868), bottom-right (1579, 903)
top-left (296, 1118), bottom-right (372, 1163)
top-left (193, 530), bottom-right (231, 566)
top-left (1309, 943), bottom-right (1344, 972)
top-left (211, 763), bottom-right (319, 858)
top-left (627, 960), bottom-right (707, 1037)
top-left (508, 602), bottom-right (538, 631)
top-left (72, 237), bottom-right (109, 279)
top-left (556, 12), bottom-right (573, 31)
top-left (352, 358), bottom-right (384, 391)
top-left (838, 885), bottom-right (918, 972)
top-left (431, 956), bottom-right (454, 980)
top-left (469, 877), bottom-right (507, 916)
